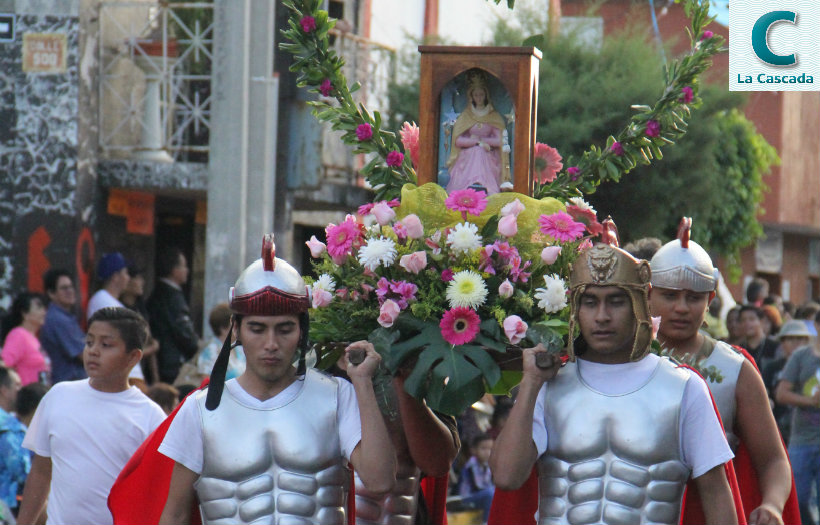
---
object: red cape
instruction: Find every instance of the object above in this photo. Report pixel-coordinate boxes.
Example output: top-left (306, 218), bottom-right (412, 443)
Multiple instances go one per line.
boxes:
top-left (420, 475), bottom-right (450, 525)
top-left (108, 382), bottom-right (448, 525)
top-left (108, 386), bottom-right (203, 525)
top-left (487, 363), bottom-right (747, 525)
top-left (727, 346), bottom-right (801, 525)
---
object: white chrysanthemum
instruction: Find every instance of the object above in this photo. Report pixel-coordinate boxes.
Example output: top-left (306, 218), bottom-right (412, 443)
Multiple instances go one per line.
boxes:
top-left (446, 270), bottom-right (488, 309)
top-left (534, 274), bottom-right (568, 313)
top-left (314, 274), bottom-right (336, 292)
top-left (568, 197), bottom-right (596, 214)
top-left (357, 236), bottom-right (397, 271)
top-left (446, 222), bottom-right (482, 254)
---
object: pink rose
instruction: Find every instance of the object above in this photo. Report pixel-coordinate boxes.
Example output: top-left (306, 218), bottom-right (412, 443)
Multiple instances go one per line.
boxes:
top-left (541, 246), bottom-right (562, 265)
top-left (335, 288), bottom-right (349, 300)
top-left (399, 251), bottom-right (427, 274)
top-left (498, 214), bottom-right (518, 237)
top-left (378, 299), bottom-right (401, 328)
top-left (305, 235), bottom-right (327, 258)
top-left (312, 287), bottom-right (333, 307)
top-left (401, 214), bottom-right (424, 239)
top-left (371, 201), bottom-right (396, 225)
top-left (498, 279), bottom-right (514, 299)
top-left (503, 315), bottom-right (528, 345)
top-left (500, 198), bottom-right (525, 217)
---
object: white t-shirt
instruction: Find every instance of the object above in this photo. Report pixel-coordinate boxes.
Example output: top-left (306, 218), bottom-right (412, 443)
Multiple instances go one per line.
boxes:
top-left (86, 289), bottom-right (124, 320)
top-left (531, 353), bottom-right (733, 478)
top-left (22, 379), bottom-right (166, 525)
top-left (159, 376), bottom-right (362, 474)
top-left (85, 292), bottom-right (145, 380)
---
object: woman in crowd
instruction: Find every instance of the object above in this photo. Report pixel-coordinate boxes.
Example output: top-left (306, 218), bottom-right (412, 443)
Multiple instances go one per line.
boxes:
top-left (1, 293), bottom-right (50, 386)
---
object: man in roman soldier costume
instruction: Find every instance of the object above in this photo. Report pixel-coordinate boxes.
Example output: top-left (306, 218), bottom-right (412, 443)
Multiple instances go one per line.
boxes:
top-left (649, 218), bottom-right (800, 525)
top-left (150, 234), bottom-right (395, 524)
top-left (489, 223), bottom-right (740, 524)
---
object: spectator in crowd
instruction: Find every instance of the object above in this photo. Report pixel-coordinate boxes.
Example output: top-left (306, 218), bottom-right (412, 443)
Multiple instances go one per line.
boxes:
top-left (795, 301), bottom-right (820, 337)
top-left (147, 383), bottom-right (180, 416)
top-left (782, 301), bottom-right (795, 322)
top-left (739, 304), bottom-right (780, 371)
top-left (0, 366), bottom-right (27, 516)
top-left (746, 277), bottom-right (769, 307)
top-left (197, 303), bottom-right (244, 382)
top-left (775, 310), bottom-right (820, 525)
top-left (760, 304), bottom-right (783, 337)
top-left (764, 294), bottom-right (786, 320)
top-left (14, 383), bottom-right (48, 428)
top-left (724, 305), bottom-right (745, 347)
top-left (763, 319), bottom-right (811, 442)
top-left (120, 264), bottom-right (160, 384)
top-left (1, 293), bottom-right (50, 386)
top-left (17, 307), bottom-right (166, 525)
top-left (458, 434), bottom-right (495, 521)
top-left (39, 269), bottom-right (86, 383)
top-left (147, 248), bottom-right (200, 384)
top-left (87, 253), bottom-right (147, 387)
top-left (622, 236), bottom-right (663, 261)
top-left (86, 253), bottom-right (130, 319)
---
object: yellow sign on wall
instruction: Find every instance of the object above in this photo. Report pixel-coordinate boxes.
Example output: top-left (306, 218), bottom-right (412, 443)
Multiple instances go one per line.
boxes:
top-left (22, 33), bottom-right (67, 73)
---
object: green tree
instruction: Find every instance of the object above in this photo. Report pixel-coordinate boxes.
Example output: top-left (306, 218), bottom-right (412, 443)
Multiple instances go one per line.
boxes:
top-left (386, 7), bottom-right (775, 270)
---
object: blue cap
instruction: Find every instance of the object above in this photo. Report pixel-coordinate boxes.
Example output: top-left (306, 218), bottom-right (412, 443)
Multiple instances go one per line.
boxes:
top-left (97, 252), bottom-right (127, 281)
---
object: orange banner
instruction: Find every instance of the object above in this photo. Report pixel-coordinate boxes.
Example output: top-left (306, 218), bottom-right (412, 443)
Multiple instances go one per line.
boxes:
top-left (126, 192), bottom-right (156, 235)
top-left (107, 188), bottom-right (129, 216)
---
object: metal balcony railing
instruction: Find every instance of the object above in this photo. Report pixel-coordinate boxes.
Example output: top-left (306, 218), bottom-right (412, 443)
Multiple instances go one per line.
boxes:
top-left (98, 1), bottom-right (213, 162)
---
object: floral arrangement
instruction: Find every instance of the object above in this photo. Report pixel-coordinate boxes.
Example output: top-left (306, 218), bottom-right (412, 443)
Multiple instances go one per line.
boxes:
top-left (305, 183), bottom-right (602, 415)
top-left (280, 0), bottom-right (724, 413)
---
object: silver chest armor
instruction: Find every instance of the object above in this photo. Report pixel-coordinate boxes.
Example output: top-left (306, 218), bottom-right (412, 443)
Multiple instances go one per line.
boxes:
top-left (537, 358), bottom-right (691, 525)
top-left (195, 369), bottom-right (350, 525)
top-left (701, 340), bottom-right (744, 451)
top-left (354, 463), bottom-right (420, 525)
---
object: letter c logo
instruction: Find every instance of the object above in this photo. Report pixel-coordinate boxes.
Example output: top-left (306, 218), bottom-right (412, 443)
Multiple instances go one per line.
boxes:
top-left (752, 11), bottom-right (797, 66)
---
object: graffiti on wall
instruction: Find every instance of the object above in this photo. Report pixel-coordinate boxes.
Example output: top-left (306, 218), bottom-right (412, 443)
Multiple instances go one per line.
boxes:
top-left (0, 14), bottom-right (85, 311)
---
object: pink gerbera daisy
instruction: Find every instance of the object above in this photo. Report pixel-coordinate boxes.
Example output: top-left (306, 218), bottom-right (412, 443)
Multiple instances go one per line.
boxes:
top-left (440, 307), bottom-right (481, 346)
top-left (325, 215), bottom-right (363, 262)
top-left (533, 143), bottom-right (563, 184)
top-left (445, 188), bottom-right (488, 220)
top-left (538, 211), bottom-right (586, 242)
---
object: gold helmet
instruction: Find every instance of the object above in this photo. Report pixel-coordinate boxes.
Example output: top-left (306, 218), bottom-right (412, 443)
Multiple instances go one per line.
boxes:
top-left (568, 219), bottom-right (653, 362)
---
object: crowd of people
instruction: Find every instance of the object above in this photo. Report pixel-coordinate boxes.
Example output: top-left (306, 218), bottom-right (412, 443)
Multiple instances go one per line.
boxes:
top-left (0, 224), bottom-right (816, 525)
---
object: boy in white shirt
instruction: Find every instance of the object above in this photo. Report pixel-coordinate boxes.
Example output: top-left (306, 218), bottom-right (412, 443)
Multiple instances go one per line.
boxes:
top-left (18, 307), bottom-right (166, 525)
